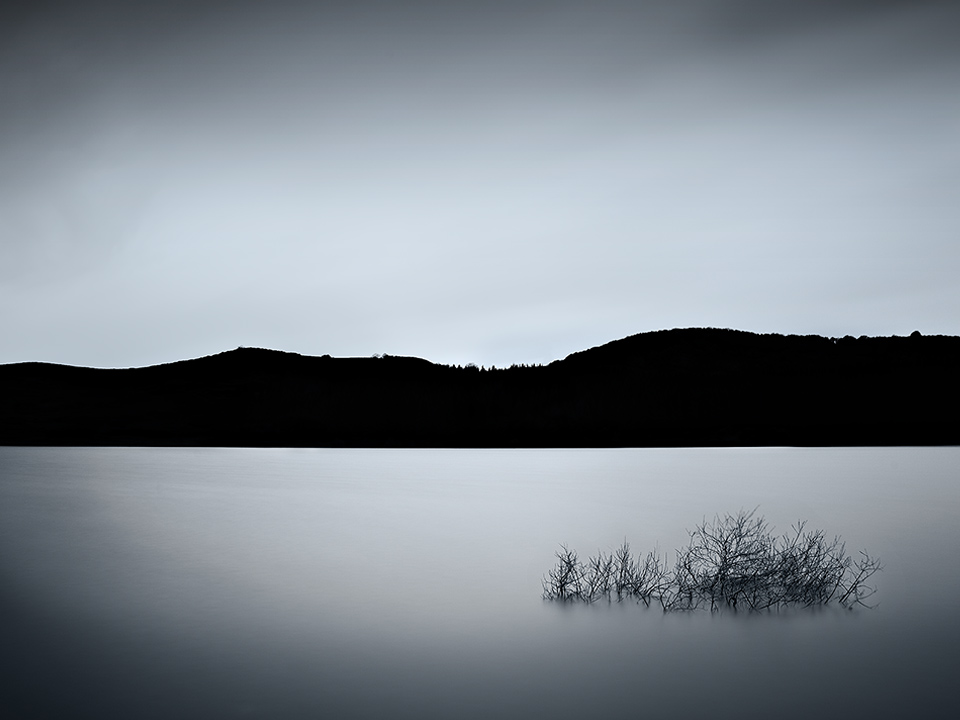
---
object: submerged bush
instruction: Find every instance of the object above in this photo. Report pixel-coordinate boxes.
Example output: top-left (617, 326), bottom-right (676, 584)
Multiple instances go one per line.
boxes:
top-left (543, 510), bottom-right (880, 612)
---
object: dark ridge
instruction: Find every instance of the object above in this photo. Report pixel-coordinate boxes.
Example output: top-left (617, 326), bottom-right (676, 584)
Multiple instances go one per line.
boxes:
top-left (2, 328), bottom-right (958, 447)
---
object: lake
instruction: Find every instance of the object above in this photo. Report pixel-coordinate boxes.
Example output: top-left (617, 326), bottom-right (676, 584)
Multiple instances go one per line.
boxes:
top-left (1, 447), bottom-right (957, 719)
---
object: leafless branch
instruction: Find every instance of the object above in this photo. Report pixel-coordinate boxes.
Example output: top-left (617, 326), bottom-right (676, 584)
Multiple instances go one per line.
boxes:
top-left (543, 511), bottom-right (880, 613)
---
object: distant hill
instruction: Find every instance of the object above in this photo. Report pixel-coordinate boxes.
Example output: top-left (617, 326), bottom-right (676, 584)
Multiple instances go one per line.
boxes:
top-left (2, 328), bottom-right (958, 447)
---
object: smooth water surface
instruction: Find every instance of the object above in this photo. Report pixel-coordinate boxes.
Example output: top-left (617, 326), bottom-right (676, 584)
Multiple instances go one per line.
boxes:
top-left (1, 447), bottom-right (958, 718)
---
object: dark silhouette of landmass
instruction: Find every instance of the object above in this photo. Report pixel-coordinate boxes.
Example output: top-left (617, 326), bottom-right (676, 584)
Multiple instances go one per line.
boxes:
top-left (2, 328), bottom-right (958, 447)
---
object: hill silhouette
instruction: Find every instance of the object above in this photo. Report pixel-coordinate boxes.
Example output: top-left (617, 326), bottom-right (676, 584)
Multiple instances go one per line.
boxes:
top-left (2, 328), bottom-right (958, 447)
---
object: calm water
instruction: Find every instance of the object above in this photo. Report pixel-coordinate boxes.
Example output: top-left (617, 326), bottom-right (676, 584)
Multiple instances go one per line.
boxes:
top-left (1, 447), bottom-right (958, 719)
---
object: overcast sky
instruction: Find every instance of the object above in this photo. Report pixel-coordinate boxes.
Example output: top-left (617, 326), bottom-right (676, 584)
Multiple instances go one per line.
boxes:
top-left (2, 0), bottom-right (958, 368)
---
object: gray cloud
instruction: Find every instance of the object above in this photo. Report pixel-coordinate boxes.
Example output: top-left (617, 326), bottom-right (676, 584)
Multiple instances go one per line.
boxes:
top-left (696, 0), bottom-right (960, 43)
top-left (2, 1), bottom-right (958, 366)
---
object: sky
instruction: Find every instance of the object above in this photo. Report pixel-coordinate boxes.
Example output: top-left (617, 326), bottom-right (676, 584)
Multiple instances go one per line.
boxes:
top-left (2, 0), bottom-right (958, 368)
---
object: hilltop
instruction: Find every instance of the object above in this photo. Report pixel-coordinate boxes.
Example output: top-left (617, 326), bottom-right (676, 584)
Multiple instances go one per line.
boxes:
top-left (2, 328), bottom-right (957, 447)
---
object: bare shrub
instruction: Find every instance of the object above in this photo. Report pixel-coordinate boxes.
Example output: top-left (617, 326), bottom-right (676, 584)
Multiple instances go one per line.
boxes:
top-left (543, 545), bottom-right (586, 601)
top-left (543, 511), bottom-right (880, 612)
